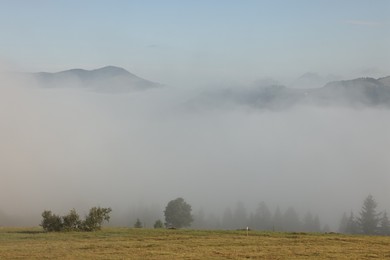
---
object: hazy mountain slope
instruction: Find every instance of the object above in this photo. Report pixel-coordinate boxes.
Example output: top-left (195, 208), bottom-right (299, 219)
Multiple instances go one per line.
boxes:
top-left (378, 76), bottom-right (390, 87)
top-left (34, 66), bottom-right (162, 93)
top-left (311, 78), bottom-right (390, 107)
top-left (191, 76), bottom-right (390, 110)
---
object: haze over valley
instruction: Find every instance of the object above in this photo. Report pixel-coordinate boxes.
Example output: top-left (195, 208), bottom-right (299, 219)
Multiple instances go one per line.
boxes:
top-left (1, 66), bottom-right (390, 230)
top-left (1, 1), bottom-right (389, 232)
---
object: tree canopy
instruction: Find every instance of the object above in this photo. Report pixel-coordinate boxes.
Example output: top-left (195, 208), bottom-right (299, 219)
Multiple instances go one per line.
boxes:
top-left (164, 197), bottom-right (193, 228)
top-left (40, 207), bottom-right (111, 232)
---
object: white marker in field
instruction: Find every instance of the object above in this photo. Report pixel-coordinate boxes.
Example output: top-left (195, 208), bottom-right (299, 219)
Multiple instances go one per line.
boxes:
top-left (246, 226), bottom-right (249, 236)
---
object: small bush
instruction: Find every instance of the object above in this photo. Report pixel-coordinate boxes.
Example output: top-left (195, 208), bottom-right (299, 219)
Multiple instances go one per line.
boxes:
top-left (41, 210), bottom-right (63, 232)
top-left (154, 219), bottom-right (164, 229)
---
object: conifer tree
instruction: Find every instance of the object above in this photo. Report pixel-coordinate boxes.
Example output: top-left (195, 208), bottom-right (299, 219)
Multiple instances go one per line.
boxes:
top-left (379, 211), bottom-right (390, 236)
top-left (134, 218), bottom-right (143, 228)
top-left (358, 195), bottom-right (380, 235)
top-left (339, 212), bottom-right (348, 233)
top-left (346, 212), bottom-right (359, 234)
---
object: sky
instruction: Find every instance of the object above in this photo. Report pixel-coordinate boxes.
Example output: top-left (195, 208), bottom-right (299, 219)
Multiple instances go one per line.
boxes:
top-left (1, 0), bottom-right (389, 86)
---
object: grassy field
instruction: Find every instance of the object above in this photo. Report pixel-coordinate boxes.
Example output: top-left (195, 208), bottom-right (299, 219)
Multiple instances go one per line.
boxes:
top-left (1, 227), bottom-right (390, 259)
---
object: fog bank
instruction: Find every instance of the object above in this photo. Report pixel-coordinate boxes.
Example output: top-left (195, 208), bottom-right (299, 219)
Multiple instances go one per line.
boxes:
top-left (1, 72), bottom-right (390, 230)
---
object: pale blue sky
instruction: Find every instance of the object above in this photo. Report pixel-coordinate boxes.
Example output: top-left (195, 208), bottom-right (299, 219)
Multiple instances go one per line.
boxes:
top-left (1, 0), bottom-right (389, 86)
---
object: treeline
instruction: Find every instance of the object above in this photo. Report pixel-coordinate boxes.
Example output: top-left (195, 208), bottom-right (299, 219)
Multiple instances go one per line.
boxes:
top-left (191, 201), bottom-right (327, 232)
top-left (124, 200), bottom-right (327, 232)
top-left (41, 207), bottom-right (112, 232)
top-left (339, 195), bottom-right (390, 235)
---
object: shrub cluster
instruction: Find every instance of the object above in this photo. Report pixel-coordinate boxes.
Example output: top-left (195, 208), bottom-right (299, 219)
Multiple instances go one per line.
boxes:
top-left (40, 207), bottom-right (112, 232)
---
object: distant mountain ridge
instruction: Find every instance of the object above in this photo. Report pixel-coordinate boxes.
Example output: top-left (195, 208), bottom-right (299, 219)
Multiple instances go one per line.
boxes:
top-left (312, 77), bottom-right (390, 106)
top-left (194, 76), bottom-right (390, 110)
top-left (33, 66), bottom-right (162, 93)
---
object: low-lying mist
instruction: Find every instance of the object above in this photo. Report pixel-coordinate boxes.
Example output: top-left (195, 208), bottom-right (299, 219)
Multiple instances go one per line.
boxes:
top-left (1, 71), bottom-right (390, 230)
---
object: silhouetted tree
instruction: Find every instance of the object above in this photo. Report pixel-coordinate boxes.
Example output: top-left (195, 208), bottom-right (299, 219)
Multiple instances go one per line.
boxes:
top-left (303, 212), bottom-right (314, 232)
top-left (164, 197), bottom-right (193, 228)
top-left (192, 209), bottom-right (206, 229)
top-left (345, 212), bottom-right (359, 234)
top-left (254, 202), bottom-right (272, 230)
top-left (358, 195), bottom-right (380, 235)
top-left (222, 207), bottom-right (234, 229)
top-left (154, 219), bottom-right (164, 228)
top-left (379, 211), bottom-right (390, 236)
top-left (272, 207), bottom-right (283, 231)
top-left (283, 207), bottom-right (301, 232)
top-left (134, 218), bottom-right (143, 228)
top-left (302, 212), bottom-right (320, 232)
top-left (233, 201), bottom-right (248, 229)
top-left (313, 215), bottom-right (321, 232)
top-left (339, 212), bottom-right (348, 233)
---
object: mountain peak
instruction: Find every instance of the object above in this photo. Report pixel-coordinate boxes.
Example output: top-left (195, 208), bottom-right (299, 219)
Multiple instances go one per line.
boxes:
top-left (33, 66), bottom-right (161, 93)
top-left (91, 66), bottom-right (132, 77)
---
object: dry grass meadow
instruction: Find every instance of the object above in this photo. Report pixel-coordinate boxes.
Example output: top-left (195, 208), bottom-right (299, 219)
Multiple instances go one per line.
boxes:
top-left (1, 227), bottom-right (390, 259)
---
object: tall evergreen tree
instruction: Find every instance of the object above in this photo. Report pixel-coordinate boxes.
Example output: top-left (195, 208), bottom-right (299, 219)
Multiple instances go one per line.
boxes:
top-left (272, 207), bottom-right (283, 231)
top-left (339, 212), bottom-right (348, 233)
top-left (192, 209), bottom-right (206, 229)
top-left (254, 202), bottom-right (272, 230)
top-left (313, 215), bottom-right (321, 232)
top-left (233, 201), bottom-right (248, 229)
top-left (303, 212), bottom-right (314, 232)
top-left (283, 207), bottom-right (301, 232)
top-left (346, 212), bottom-right (359, 234)
top-left (302, 212), bottom-right (321, 232)
top-left (358, 195), bottom-right (380, 235)
top-left (222, 207), bottom-right (234, 229)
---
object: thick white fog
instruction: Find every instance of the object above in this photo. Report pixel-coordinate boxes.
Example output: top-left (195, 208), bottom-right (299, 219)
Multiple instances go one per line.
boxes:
top-left (1, 71), bottom-right (390, 230)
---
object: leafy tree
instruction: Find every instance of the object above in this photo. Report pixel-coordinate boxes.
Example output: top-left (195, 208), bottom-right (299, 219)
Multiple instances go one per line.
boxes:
top-left (379, 211), bottom-right (390, 236)
top-left (154, 219), bottom-right (164, 228)
top-left (134, 218), bottom-right (143, 228)
top-left (358, 195), bottom-right (380, 235)
top-left (80, 207), bottom-right (112, 231)
top-left (62, 209), bottom-right (81, 231)
top-left (40, 210), bottom-right (63, 232)
top-left (164, 197), bottom-right (193, 228)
